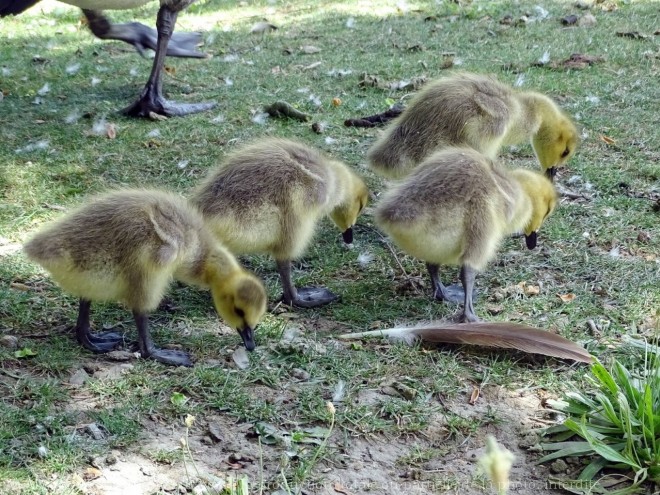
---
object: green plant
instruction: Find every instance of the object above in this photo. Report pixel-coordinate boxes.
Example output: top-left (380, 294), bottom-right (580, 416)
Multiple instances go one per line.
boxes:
top-left (539, 352), bottom-right (660, 493)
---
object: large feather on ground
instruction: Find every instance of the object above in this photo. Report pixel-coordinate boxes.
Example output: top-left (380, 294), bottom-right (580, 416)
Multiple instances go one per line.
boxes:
top-left (338, 322), bottom-right (592, 363)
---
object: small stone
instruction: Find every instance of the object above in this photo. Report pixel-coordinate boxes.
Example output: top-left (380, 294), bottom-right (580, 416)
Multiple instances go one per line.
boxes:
top-left (550, 459), bottom-right (568, 473)
top-left (291, 368), bottom-right (310, 380)
top-left (105, 453), bottom-right (118, 465)
top-left (93, 363), bottom-right (134, 380)
top-left (0, 335), bottom-right (19, 349)
top-left (140, 465), bottom-right (154, 477)
top-left (201, 436), bottom-right (213, 445)
top-left (160, 479), bottom-right (179, 492)
top-left (86, 423), bottom-right (105, 440)
top-left (208, 423), bottom-right (224, 442)
top-left (393, 382), bottom-right (417, 400)
top-left (105, 350), bottom-right (136, 361)
top-left (69, 368), bottom-right (90, 386)
top-left (192, 484), bottom-right (209, 495)
top-left (560, 14), bottom-right (579, 25)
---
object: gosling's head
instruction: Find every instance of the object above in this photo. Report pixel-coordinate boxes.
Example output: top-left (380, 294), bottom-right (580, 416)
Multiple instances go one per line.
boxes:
top-left (329, 173), bottom-right (369, 245)
top-left (532, 112), bottom-right (578, 181)
top-left (210, 271), bottom-right (267, 351)
top-left (511, 169), bottom-right (558, 250)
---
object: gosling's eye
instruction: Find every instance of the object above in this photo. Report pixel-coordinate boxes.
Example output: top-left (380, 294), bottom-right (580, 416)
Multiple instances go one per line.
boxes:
top-left (561, 148), bottom-right (570, 158)
top-left (234, 307), bottom-right (245, 318)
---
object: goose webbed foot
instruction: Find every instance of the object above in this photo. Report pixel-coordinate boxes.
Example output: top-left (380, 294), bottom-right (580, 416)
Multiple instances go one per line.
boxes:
top-left (459, 311), bottom-right (481, 323)
top-left (433, 284), bottom-right (468, 304)
top-left (285, 287), bottom-right (339, 308)
top-left (82, 10), bottom-right (207, 59)
top-left (122, 86), bottom-right (216, 117)
top-left (77, 328), bottom-right (125, 353)
top-left (116, 23), bottom-right (206, 58)
top-left (144, 348), bottom-right (193, 367)
top-left (427, 263), bottom-right (472, 304)
top-left (133, 310), bottom-right (192, 367)
top-left (74, 298), bottom-right (125, 353)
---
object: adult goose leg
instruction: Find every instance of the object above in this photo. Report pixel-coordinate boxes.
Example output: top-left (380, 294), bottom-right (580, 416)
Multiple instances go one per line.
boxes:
top-left (122, 3), bottom-right (216, 117)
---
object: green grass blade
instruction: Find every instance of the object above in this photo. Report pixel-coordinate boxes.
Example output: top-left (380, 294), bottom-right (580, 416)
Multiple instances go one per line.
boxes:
top-left (577, 457), bottom-right (609, 481)
top-left (591, 362), bottom-right (620, 398)
top-left (613, 361), bottom-right (641, 406)
top-left (577, 421), bottom-right (641, 471)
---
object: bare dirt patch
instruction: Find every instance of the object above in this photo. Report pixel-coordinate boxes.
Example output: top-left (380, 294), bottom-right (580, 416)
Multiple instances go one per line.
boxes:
top-left (75, 385), bottom-right (564, 495)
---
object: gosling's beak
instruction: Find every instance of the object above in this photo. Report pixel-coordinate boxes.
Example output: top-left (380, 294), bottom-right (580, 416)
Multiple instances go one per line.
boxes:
top-left (238, 326), bottom-right (256, 351)
top-left (525, 231), bottom-right (538, 250)
top-left (545, 167), bottom-right (557, 181)
top-left (342, 227), bottom-right (354, 244)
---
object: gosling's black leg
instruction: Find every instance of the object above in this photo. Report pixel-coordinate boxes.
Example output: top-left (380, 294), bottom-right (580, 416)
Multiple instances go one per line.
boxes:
top-left (82, 9), bottom-right (206, 58)
top-left (75, 299), bottom-right (124, 353)
top-left (426, 263), bottom-right (463, 304)
top-left (134, 311), bottom-right (192, 367)
top-left (276, 259), bottom-right (338, 308)
top-left (122, 6), bottom-right (216, 118)
top-left (460, 265), bottom-right (480, 323)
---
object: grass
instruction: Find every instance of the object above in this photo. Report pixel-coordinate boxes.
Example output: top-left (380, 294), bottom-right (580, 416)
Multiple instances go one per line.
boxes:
top-left (1, 0), bottom-right (659, 493)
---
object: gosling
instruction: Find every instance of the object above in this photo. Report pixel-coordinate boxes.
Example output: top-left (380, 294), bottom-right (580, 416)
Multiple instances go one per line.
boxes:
top-left (375, 147), bottom-right (557, 322)
top-left (23, 189), bottom-right (267, 367)
top-left (367, 72), bottom-right (578, 180)
top-left (192, 138), bottom-right (369, 308)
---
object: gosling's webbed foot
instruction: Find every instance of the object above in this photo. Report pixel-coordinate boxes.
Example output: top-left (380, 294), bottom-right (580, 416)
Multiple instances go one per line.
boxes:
top-left (284, 287), bottom-right (338, 308)
top-left (144, 348), bottom-right (193, 367)
top-left (459, 311), bottom-right (481, 323)
top-left (434, 284), bottom-right (475, 304)
top-left (77, 330), bottom-right (125, 353)
top-left (122, 91), bottom-right (216, 118)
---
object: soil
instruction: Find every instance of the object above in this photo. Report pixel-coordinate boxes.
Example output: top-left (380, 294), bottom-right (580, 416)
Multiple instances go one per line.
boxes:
top-left (76, 370), bottom-right (565, 495)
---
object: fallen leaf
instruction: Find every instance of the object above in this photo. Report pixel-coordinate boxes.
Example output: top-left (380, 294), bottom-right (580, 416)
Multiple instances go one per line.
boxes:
top-left (83, 467), bottom-right (102, 481)
top-left (300, 45), bottom-right (320, 54)
top-left (251, 21), bottom-right (278, 34)
top-left (562, 53), bottom-right (605, 69)
top-left (15, 347), bottom-right (37, 358)
top-left (106, 123), bottom-right (117, 139)
top-left (600, 135), bottom-right (616, 145)
top-left (331, 97), bottom-right (342, 107)
top-left (469, 386), bottom-right (480, 405)
top-left (302, 61), bottom-right (322, 71)
top-left (164, 65), bottom-right (176, 76)
top-left (334, 482), bottom-right (353, 495)
top-left (558, 293), bottom-right (576, 303)
top-left (524, 285), bottom-right (541, 296)
top-left (10, 282), bottom-right (32, 291)
top-left (148, 112), bottom-right (168, 121)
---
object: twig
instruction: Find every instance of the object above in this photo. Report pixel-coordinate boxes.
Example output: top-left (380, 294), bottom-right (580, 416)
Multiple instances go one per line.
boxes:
top-left (344, 104), bottom-right (405, 128)
top-left (556, 184), bottom-right (592, 201)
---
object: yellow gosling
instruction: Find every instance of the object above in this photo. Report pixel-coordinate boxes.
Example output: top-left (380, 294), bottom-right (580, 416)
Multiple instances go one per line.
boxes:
top-left (23, 189), bottom-right (266, 366)
top-left (192, 138), bottom-right (368, 308)
top-left (375, 147), bottom-right (557, 322)
top-left (367, 72), bottom-right (578, 180)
